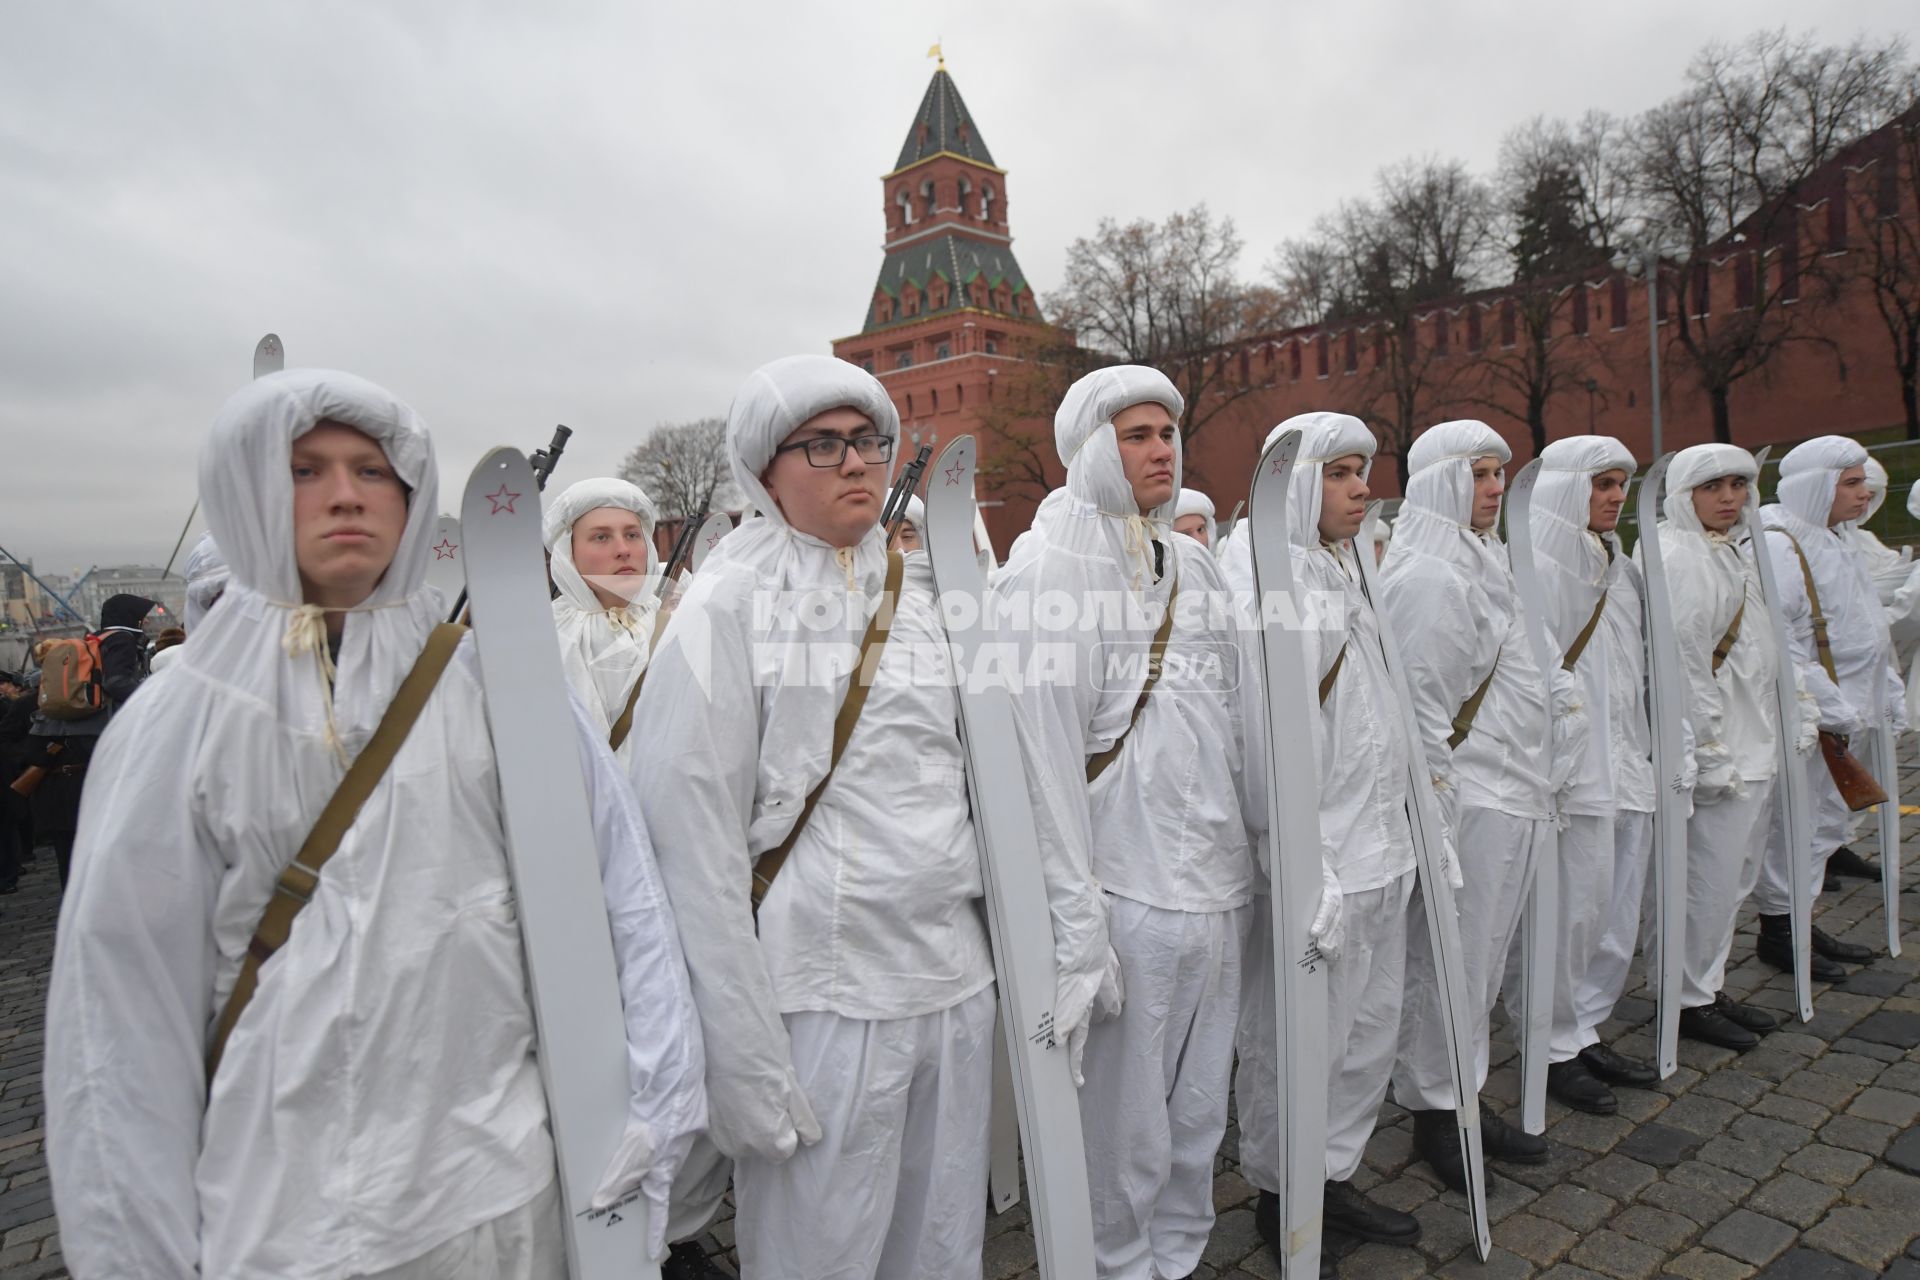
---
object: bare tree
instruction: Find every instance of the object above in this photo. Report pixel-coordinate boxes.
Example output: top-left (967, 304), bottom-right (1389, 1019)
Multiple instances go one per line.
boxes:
top-left (618, 418), bottom-right (737, 521)
top-left (1049, 204), bottom-right (1286, 447)
top-left (1629, 29), bottom-right (1913, 442)
top-left (1849, 99), bottom-right (1920, 436)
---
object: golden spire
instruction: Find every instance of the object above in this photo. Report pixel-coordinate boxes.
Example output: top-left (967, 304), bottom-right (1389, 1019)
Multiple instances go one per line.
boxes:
top-left (926, 40), bottom-right (944, 70)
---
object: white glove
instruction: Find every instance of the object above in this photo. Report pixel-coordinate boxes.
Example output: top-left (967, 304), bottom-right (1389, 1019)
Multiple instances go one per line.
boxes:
top-left (1693, 761), bottom-right (1741, 805)
top-left (1442, 834), bottom-right (1464, 892)
top-left (1796, 702), bottom-right (1820, 757)
top-left (707, 1064), bottom-right (822, 1165)
top-left (1549, 683), bottom-right (1589, 800)
top-left (1092, 943), bottom-right (1125, 1022)
top-left (591, 1122), bottom-right (694, 1261)
top-left (1887, 695), bottom-right (1910, 736)
top-left (1310, 861), bottom-right (1346, 961)
top-left (1823, 700), bottom-right (1868, 737)
top-left (1057, 947), bottom-right (1122, 1090)
top-left (1678, 747), bottom-right (1700, 794)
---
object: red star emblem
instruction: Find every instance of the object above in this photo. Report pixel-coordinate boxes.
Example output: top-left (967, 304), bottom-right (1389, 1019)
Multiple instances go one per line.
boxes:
top-left (486, 484), bottom-right (521, 515)
top-left (1269, 454), bottom-right (1287, 475)
top-left (432, 539), bottom-right (458, 560)
top-left (705, 532), bottom-right (723, 549)
top-left (944, 461), bottom-right (965, 485)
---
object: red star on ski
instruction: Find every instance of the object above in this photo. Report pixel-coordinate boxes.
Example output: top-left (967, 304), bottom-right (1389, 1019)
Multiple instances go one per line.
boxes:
top-left (943, 461), bottom-right (965, 485)
top-left (1269, 454), bottom-right (1287, 475)
top-left (705, 532), bottom-right (723, 549)
top-left (486, 484), bottom-right (522, 515)
top-left (431, 539), bottom-right (458, 560)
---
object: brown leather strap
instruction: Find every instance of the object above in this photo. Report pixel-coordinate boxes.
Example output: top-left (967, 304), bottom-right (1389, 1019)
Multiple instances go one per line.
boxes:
top-left (1710, 600), bottom-right (1746, 676)
top-left (1317, 643), bottom-right (1348, 707)
top-left (1561, 542), bottom-right (1615, 672)
top-left (1773, 530), bottom-right (1837, 683)
top-left (608, 609), bottom-right (672, 753)
top-left (1447, 655), bottom-right (1501, 749)
top-left (750, 553), bottom-right (904, 911)
top-left (206, 623), bottom-right (468, 1086)
top-left (1087, 579), bottom-right (1181, 783)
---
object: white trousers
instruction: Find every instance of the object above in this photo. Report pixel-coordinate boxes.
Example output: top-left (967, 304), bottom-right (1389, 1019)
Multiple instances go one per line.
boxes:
top-left (734, 985), bottom-right (996, 1280)
top-left (1233, 894), bottom-right (1282, 1195)
top-left (1572, 811), bottom-right (1653, 1050)
top-left (1081, 896), bottom-right (1251, 1280)
top-left (1393, 808), bottom-right (1535, 1111)
top-left (1530, 813), bottom-right (1614, 1062)
top-left (361, 1179), bottom-right (563, 1279)
top-left (665, 1135), bottom-right (732, 1244)
top-left (1755, 751), bottom-right (1845, 915)
top-left (1677, 783), bottom-right (1773, 1008)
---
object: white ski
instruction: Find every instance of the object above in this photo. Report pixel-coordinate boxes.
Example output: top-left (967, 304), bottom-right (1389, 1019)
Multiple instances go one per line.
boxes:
top-left (688, 512), bottom-right (733, 574)
top-left (1749, 447), bottom-right (1816, 1021)
top-left (1500, 460), bottom-right (1559, 1134)
top-left (1634, 455), bottom-right (1689, 1078)
top-left (424, 515), bottom-right (464, 613)
top-left (922, 436), bottom-right (1095, 1279)
top-left (461, 448), bottom-right (658, 1280)
top-left (1353, 504), bottom-right (1491, 1261)
top-left (988, 1018), bottom-right (1021, 1214)
top-left (1870, 714), bottom-right (1904, 957)
top-left (253, 333), bottom-right (284, 378)
top-left (1246, 430), bottom-right (1329, 1280)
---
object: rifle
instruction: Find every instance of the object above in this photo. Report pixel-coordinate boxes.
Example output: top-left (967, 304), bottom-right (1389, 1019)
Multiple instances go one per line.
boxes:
top-left (882, 444), bottom-right (934, 542)
top-left (447, 425), bottom-right (572, 623)
top-left (654, 500), bottom-right (710, 600)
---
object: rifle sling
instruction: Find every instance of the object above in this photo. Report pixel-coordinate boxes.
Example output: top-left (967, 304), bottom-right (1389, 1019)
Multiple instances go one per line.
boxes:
top-left (1086, 579), bottom-right (1180, 784)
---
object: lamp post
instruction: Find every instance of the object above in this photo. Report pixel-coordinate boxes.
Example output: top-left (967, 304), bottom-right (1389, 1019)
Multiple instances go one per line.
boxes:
top-left (1610, 233), bottom-right (1690, 461)
top-left (1585, 377), bottom-right (1599, 435)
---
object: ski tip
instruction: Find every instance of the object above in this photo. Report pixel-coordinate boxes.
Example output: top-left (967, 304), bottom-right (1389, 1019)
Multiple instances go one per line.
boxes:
top-left (252, 333), bottom-right (285, 378)
top-left (1250, 428), bottom-right (1303, 502)
top-left (1509, 457), bottom-right (1542, 496)
top-left (933, 435), bottom-right (976, 491)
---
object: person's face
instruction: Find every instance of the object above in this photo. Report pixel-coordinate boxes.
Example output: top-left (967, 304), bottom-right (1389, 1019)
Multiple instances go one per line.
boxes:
top-left (1470, 456), bottom-right (1506, 532)
top-left (892, 520), bottom-right (922, 552)
top-left (291, 421), bottom-right (409, 611)
top-left (1691, 474), bottom-right (1750, 534)
top-left (1173, 513), bottom-right (1210, 547)
top-left (1829, 464), bottom-right (1872, 527)
top-left (0, 679), bottom-right (20, 699)
top-left (760, 407), bottom-right (889, 549)
top-left (570, 506), bottom-right (652, 608)
top-left (1114, 403), bottom-right (1178, 513)
top-left (1318, 455), bottom-right (1371, 542)
top-left (1588, 469), bottom-right (1629, 533)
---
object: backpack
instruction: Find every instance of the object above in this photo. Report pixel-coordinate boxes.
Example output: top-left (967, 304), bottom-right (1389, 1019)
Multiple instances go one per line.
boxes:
top-left (38, 634), bottom-right (106, 721)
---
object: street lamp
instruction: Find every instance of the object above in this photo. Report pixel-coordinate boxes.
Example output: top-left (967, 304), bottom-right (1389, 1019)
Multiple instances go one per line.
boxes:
top-left (1585, 377), bottom-right (1599, 435)
top-left (1610, 231), bottom-right (1691, 461)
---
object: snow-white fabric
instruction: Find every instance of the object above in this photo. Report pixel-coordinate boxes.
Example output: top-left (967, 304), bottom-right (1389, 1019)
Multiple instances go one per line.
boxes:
top-left (1080, 898), bottom-right (1251, 1280)
top-left (45, 369), bottom-right (705, 1277)
top-left (1323, 873), bottom-right (1415, 1180)
top-left (902, 492), bottom-right (926, 536)
top-left (543, 477), bottom-right (662, 765)
top-left (1755, 750), bottom-right (1840, 913)
top-left (1506, 812), bottom-right (1616, 1061)
top-left (184, 532), bottom-right (230, 631)
top-left (1675, 786), bottom-right (1772, 1008)
top-left (1845, 459), bottom-right (1912, 598)
top-left (1571, 810), bottom-right (1654, 1048)
top-left (1173, 486), bottom-right (1217, 548)
top-left (632, 355), bottom-right (995, 1190)
top-left (731, 986), bottom-right (995, 1280)
top-left (361, 1181), bottom-right (563, 1279)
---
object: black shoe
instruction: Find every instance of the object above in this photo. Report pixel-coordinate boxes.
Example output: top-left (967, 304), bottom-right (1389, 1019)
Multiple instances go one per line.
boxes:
top-left (1259, 1189), bottom-right (1341, 1278)
top-left (1824, 874), bottom-right (1843, 892)
top-left (1323, 1178), bottom-right (1421, 1244)
top-left (1480, 1102), bottom-right (1550, 1164)
top-left (1579, 1043), bottom-right (1658, 1087)
top-left (660, 1240), bottom-right (729, 1280)
top-left (1756, 915), bottom-right (1849, 983)
top-left (1412, 1108), bottom-right (1469, 1192)
top-left (1826, 846), bottom-right (1883, 881)
top-left (1680, 1004), bottom-right (1760, 1050)
top-left (1811, 925), bottom-right (1874, 964)
top-left (1713, 992), bottom-right (1783, 1033)
top-left (1547, 1058), bottom-right (1618, 1114)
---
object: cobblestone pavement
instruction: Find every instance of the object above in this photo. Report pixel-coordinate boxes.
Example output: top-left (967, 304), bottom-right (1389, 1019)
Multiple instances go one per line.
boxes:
top-left (6, 803), bottom-right (1920, 1280)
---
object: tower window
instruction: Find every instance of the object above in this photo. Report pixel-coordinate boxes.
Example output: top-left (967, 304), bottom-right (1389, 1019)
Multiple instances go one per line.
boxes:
top-left (935, 342), bottom-right (951, 360)
top-left (896, 352), bottom-right (913, 370)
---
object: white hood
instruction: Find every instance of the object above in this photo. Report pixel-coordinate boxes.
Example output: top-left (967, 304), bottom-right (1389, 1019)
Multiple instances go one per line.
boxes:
top-left (1174, 487), bottom-right (1216, 547)
top-left (1532, 435), bottom-right (1637, 588)
top-left (1281, 412), bottom-right (1377, 550)
top-left (1665, 444), bottom-right (1758, 537)
top-left (1772, 435), bottom-right (1867, 533)
top-left (543, 477), bottom-right (663, 750)
top-left (183, 533), bottom-right (230, 632)
top-left (1394, 419), bottom-right (1512, 610)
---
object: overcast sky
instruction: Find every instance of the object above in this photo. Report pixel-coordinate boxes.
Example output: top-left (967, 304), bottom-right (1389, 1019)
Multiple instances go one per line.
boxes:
top-left (5, 0), bottom-right (1917, 576)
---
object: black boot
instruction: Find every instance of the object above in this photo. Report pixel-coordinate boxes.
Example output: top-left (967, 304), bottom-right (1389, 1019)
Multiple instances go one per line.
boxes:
top-left (1323, 1178), bottom-right (1421, 1244)
top-left (1258, 1190), bottom-right (1340, 1279)
top-left (1412, 1108), bottom-right (1469, 1192)
top-left (1756, 913), bottom-right (1847, 982)
top-left (1680, 1003), bottom-right (1760, 1050)
top-left (1713, 992), bottom-right (1783, 1032)
top-left (1811, 924), bottom-right (1874, 964)
top-left (1547, 1058), bottom-right (1618, 1114)
top-left (1826, 846), bottom-right (1883, 881)
top-left (1480, 1101), bottom-right (1550, 1164)
top-left (660, 1240), bottom-right (730, 1280)
top-left (1579, 1043), bottom-right (1658, 1087)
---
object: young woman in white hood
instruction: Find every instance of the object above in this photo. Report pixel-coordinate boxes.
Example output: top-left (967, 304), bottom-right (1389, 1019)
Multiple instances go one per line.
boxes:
top-left (1650, 444), bottom-right (1791, 1049)
top-left (1223, 412), bottom-right (1426, 1266)
top-left (630, 355), bottom-right (1008, 1280)
top-left (1172, 485), bottom-right (1216, 549)
top-left (1753, 435), bottom-right (1901, 976)
top-left (543, 477), bottom-right (662, 768)
top-left (44, 369), bottom-right (706, 1279)
top-left (1378, 420), bottom-right (1570, 1189)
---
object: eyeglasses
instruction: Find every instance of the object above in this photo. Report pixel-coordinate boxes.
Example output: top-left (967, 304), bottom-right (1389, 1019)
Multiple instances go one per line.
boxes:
top-left (773, 433), bottom-right (895, 468)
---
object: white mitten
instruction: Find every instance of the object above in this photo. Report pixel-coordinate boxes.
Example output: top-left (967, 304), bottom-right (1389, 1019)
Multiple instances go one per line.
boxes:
top-left (1887, 694), bottom-right (1910, 736)
top-left (1092, 943), bottom-right (1125, 1023)
top-left (1795, 690), bottom-right (1820, 756)
top-left (1310, 861), bottom-right (1346, 960)
top-left (1442, 834), bottom-right (1465, 892)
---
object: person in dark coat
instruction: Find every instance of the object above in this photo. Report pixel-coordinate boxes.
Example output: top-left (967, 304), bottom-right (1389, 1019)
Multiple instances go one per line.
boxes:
top-left (26, 594), bottom-right (154, 886)
top-left (0, 670), bottom-right (31, 894)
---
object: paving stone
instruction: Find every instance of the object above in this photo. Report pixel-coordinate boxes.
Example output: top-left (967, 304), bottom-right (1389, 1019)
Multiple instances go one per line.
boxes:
top-left (1845, 1086), bottom-right (1920, 1126)
top-left (1728, 1114), bottom-right (1814, 1154)
top-left (1437, 1246), bottom-right (1535, 1280)
top-left (1638, 1174), bottom-right (1736, 1227)
top-left (1774, 1070), bottom-right (1861, 1111)
top-left (1782, 1143), bottom-right (1874, 1187)
top-left (1329, 1242), bottom-right (1424, 1280)
top-left (1846, 1166), bottom-right (1920, 1216)
top-left (1214, 1170), bottom-right (1255, 1211)
top-left (1367, 1175), bottom-right (1437, 1214)
top-left (1613, 1204), bottom-right (1695, 1251)
top-left (1572, 1228), bottom-right (1670, 1280)
top-left (1764, 1032), bottom-right (1826, 1059)
top-left (1662, 1094), bottom-right (1745, 1137)
top-left (1661, 1247), bottom-right (1756, 1280)
top-left (1846, 1010), bottom-right (1920, 1048)
top-left (1829, 1036), bottom-right (1905, 1063)
top-left (1752, 1246), bottom-right (1874, 1279)
top-left (1797, 1011), bottom-right (1862, 1041)
top-left (1504, 1139), bottom-right (1594, 1193)
top-left (1200, 1207), bottom-right (1262, 1270)
top-left (1749, 1095), bottom-right (1829, 1129)
top-left (1484, 1171), bottom-right (1541, 1224)
top-left (1837, 967), bottom-right (1909, 997)
top-left (1695, 1071), bottom-right (1771, 1108)
top-left (1744, 1172), bottom-right (1840, 1229)
top-left (1654, 1066), bottom-right (1706, 1097)
top-left (1534, 1183), bottom-right (1619, 1233)
top-left (1815, 1113), bottom-right (1896, 1156)
top-left (1411, 1198), bottom-right (1477, 1264)
top-left (1551, 1111), bottom-right (1637, 1154)
top-left (981, 1227), bottom-right (1036, 1280)
top-left (1800, 1205), bottom-right (1914, 1270)
top-left (1876, 1060), bottom-right (1920, 1092)
top-left (1697, 1135), bottom-right (1784, 1180)
top-left (1494, 1212), bottom-right (1579, 1266)
top-left (1700, 1209), bottom-right (1799, 1267)
top-left (1729, 1047), bottom-right (1807, 1083)
top-left (1575, 1154), bottom-right (1659, 1201)
top-left (1804, 1053), bottom-right (1883, 1084)
top-left (1888, 1124), bottom-right (1920, 1176)
top-left (1615, 1121), bottom-right (1704, 1169)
